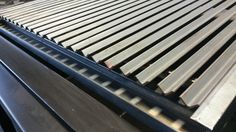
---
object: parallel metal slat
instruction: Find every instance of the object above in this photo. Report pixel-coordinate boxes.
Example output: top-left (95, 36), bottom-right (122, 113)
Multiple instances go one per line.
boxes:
top-left (104, 0), bottom-right (219, 68)
top-left (180, 40), bottom-right (236, 107)
top-left (3, 0), bottom-right (69, 20)
top-left (92, 0), bottom-right (208, 62)
top-left (1, 0), bottom-right (55, 16)
top-left (136, 7), bottom-right (236, 85)
top-left (52, 0), bottom-right (176, 44)
top-left (119, 0), bottom-right (235, 75)
top-left (30, 0), bottom-right (127, 32)
top-left (46, 0), bottom-right (146, 41)
top-left (38, 0), bottom-right (144, 38)
top-left (158, 19), bottom-right (236, 94)
top-left (83, 0), bottom-right (200, 56)
top-left (23, 0), bottom-right (99, 29)
top-left (0, 0), bottom-right (47, 14)
top-left (59, 0), bottom-right (169, 47)
top-left (10, 0), bottom-right (80, 20)
top-left (13, 0), bottom-right (97, 25)
top-left (81, 0), bottom-right (199, 56)
top-left (69, 0), bottom-right (182, 51)
top-left (191, 64), bottom-right (236, 129)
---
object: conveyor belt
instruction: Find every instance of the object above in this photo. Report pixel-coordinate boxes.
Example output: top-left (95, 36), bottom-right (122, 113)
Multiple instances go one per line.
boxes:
top-left (1, 0), bottom-right (236, 131)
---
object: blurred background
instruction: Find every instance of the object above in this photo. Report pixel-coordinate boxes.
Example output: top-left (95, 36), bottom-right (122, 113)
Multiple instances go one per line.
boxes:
top-left (0, 0), bottom-right (31, 8)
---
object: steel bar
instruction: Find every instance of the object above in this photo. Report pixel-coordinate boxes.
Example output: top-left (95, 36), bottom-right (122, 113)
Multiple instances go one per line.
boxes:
top-left (158, 19), bottom-right (236, 94)
top-left (90, 0), bottom-right (205, 60)
top-left (136, 7), bottom-right (236, 85)
top-left (59, 0), bottom-right (170, 47)
top-left (52, 0), bottom-right (176, 44)
top-left (191, 64), bottom-right (236, 130)
top-left (23, 0), bottom-right (99, 29)
top-left (70, 0), bottom-right (182, 51)
top-left (30, 0), bottom-right (128, 32)
top-left (12, 0), bottom-right (100, 25)
top-left (104, 0), bottom-right (219, 68)
top-left (0, 0), bottom-right (47, 14)
top-left (180, 40), bottom-right (236, 107)
top-left (36, 0), bottom-right (142, 36)
top-left (119, 0), bottom-right (235, 75)
top-left (82, 0), bottom-right (195, 55)
top-left (3, 0), bottom-right (69, 20)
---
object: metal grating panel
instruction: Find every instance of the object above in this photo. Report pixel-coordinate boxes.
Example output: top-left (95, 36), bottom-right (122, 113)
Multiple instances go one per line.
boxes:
top-left (1, 0), bottom-right (236, 130)
top-left (0, 23), bottom-right (188, 131)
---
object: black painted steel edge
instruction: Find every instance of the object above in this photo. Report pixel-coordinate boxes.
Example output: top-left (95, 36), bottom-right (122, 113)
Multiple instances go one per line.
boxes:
top-left (0, 20), bottom-right (209, 131)
top-left (0, 60), bottom-right (73, 131)
top-left (0, 91), bottom-right (22, 132)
